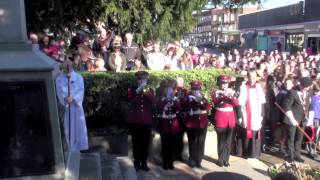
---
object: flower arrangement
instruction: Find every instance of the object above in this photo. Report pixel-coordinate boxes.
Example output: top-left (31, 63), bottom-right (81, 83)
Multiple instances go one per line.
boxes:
top-left (268, 162), bottom-right (320, 180)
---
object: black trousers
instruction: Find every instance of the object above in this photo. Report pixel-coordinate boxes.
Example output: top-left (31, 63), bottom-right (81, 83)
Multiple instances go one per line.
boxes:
top-left (129, 124), bottom-right (151, 167)
top-left (186, 128), bottom-right (207, 166)
top-left (216, 128), bottom-right (234, 163)
top-left (236, 126), bottom-right (261, 158)
top-left (175, 121), bottom-right (185, 160)
top-left (160, 133), bottom-right (178, 168)
top-left (286, 124), bottom-right (304, 159)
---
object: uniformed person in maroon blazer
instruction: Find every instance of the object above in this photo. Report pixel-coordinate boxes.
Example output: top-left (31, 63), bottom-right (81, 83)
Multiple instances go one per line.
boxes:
top-left (212, 75), bottom-right (239, 167)
top-left (156, 79), bottom-right (181, 170)
top-left (175, 77), bottom-right (189, 161)
top-left (127, 71), bottom-right (155, 171)
top-left (184, 80), bottom-right (211, 168)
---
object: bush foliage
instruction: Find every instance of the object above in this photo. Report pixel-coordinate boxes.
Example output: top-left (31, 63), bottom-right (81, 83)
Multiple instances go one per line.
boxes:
top-left (82, 69), bottom-right (233, 129)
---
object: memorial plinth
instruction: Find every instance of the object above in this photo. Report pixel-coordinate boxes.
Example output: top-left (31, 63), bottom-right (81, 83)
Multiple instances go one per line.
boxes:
top-left (0, 0), bottom-right (67, 179)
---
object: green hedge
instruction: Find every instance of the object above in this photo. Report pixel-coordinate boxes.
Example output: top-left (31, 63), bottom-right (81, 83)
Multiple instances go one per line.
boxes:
top-left (81, 69), bottom-right (233, 130)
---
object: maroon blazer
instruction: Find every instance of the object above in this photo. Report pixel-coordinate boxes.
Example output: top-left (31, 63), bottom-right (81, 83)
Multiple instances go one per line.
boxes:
top-left (184, 96), bottom-right (211, 129)
top-left (127, 87), bottom-right (155, 125)
top-left (212, 90), bottom-right (238, 128)
top-left (156, 98), bottom-right (181, 134)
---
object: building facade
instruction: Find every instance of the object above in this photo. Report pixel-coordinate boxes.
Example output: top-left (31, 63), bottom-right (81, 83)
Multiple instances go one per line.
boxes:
top-left (184, 7), bottom-right (257, 47)
top-left (239, 0), bottom-right (320, 54)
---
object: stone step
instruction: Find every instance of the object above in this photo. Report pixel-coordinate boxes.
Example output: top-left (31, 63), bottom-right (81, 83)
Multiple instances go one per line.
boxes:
top-left (99, 153), bottom-right (138, 180)
top-left (100, 153), bottom-right (123, 180)
top-left (79, 153), bottom-right (102, 180)
top-left (117, 156), bottom-right (137, 180)
top-left (65, 151), bottom-right (81, 180)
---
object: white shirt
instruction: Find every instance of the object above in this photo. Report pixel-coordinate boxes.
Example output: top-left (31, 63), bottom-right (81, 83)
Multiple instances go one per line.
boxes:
top-left (147, 52), bottom-right (165, 70)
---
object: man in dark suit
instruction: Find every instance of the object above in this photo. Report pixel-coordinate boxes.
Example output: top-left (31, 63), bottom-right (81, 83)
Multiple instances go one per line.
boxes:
top-left (283, 77), bottom-right (314, 162)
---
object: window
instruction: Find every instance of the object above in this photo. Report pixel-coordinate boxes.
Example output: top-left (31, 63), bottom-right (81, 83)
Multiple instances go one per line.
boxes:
top-left (224, 13), bottom-right (228, 23)
top-left (231, 14), bottom-right (235, 21)
top-left (213, 15), bottom-right (217, 21)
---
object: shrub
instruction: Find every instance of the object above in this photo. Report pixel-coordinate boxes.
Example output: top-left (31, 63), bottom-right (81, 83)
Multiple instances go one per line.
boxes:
top-left (81, 69), bottom-right (233, 130)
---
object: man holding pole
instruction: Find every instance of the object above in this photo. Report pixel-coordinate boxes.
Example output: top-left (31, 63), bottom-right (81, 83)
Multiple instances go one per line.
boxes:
top-left (56, 60), bottom-right (89, 151)
top-left (282, 77), bottom-right (313, 162)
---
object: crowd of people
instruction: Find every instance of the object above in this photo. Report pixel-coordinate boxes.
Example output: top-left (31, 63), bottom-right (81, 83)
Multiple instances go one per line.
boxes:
top-left (30, 27), bottom-right (243, 72)
top-left (46, 27), bottom-right (320, 172)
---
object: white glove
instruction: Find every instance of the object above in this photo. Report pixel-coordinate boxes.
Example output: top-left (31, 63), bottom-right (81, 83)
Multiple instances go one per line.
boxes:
top-left (189, 95), bottom-right (196, 101)
top-left (306, 118), bottom-right (313, 127)
top-left (291, 119), bottom-right (299, 126)
top-left (286, 111), bottom-right (299, 126)
top-left (136, 82), bottom-right (147, 93)
top-left (241, 118), bottom-right (247, 128)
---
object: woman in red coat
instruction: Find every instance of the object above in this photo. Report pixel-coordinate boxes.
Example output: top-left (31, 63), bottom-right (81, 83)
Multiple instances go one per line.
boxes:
top-left (212, 75), bottom-right (239, 167)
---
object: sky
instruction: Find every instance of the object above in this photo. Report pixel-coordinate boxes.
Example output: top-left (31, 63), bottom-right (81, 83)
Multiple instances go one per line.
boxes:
top-left (262, 0), bottom-right (303, 9)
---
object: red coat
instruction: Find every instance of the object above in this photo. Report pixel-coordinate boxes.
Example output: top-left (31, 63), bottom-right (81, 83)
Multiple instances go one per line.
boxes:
top-left (127, 87), bottom-right (155, 125)
top-left (184, 95), bottom-right (211, 129)
top-left (211, 90), bottom-right (238, 128)
top-left (156, 98), bottom-right (181, 134)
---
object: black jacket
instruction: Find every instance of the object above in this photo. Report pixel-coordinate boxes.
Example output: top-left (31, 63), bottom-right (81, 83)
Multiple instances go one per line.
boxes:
top-left (282, 89), bottom-right (310, 126)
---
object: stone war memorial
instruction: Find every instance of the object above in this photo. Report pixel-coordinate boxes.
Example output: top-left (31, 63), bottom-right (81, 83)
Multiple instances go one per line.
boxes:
top-left (0, 0), bottom-right (80, 179)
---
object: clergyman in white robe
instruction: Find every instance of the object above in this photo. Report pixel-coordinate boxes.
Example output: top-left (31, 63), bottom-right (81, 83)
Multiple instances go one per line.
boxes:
top-left (56, 70), bottom-right (89, 151)
top-left (237, 71), bottom-right (266, 158)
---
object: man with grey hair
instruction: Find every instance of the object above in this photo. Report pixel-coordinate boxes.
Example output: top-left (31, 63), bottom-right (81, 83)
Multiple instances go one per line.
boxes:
top-left (121, 32), bottom-right (141, 70)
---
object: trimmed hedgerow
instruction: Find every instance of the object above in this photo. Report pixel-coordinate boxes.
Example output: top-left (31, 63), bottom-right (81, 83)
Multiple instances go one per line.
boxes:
top-left (81, 69), bottom-right (233, 129)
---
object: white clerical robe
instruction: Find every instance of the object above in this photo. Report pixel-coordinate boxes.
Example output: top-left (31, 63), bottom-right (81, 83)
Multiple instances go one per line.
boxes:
top-left (238, 83), bottom-right (266, 131)
top-left (55, 71), bottom-right (89, 151)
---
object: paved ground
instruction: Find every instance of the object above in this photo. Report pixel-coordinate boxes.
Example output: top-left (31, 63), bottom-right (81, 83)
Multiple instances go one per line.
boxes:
top-left (135, 132), bottom-right (270, 180)
top-left (94, 130), bottom-right (319, 180)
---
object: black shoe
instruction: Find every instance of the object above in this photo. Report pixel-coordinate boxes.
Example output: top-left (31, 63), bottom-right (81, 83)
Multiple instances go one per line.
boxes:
top-left (286, 156), bottom-right (294, 163)
top-left (196, 163), bottom-right (202, 168)
top-left (176, 156), bottom-right (183, 161)
top-left (223, 161), bottom-right (230, 167)
top-left (308, 150), bottom-right (318, 159)
top-left (162, 164), bottom-right (168, 170)
top-left (217, 161), bottom-right (224, 167)
top-left (134, 162), bottom-right (140, 171)
top-left (140, 165), bottom-right (150, 171)
top-left (295, 156), bottom-right (304, 163)
top-left (134, 165), bottom-right (140, 171)
top-left (309, 153), bottom-right (318, 159)
top-left (189, 160), bottom-right (196, 168)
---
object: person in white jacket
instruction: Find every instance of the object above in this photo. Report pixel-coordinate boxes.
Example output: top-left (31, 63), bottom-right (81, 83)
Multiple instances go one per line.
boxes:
top-left (146, 41), bottom-right (165, 70)
top-left (56, 60), bottom-right (89, 151)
